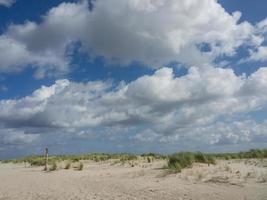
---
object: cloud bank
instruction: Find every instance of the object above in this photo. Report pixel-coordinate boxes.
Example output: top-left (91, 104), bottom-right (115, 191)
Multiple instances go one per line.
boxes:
top-left (0, 0), bottom-right (266, 77)
top-left (1, 66), bottom-right (267, 147)
top-left (1, 0), bottom-right (267, 156)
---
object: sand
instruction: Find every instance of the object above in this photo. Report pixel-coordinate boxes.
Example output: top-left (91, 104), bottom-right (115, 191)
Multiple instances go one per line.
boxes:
top-left (0, 159), bottom-right (266, 200)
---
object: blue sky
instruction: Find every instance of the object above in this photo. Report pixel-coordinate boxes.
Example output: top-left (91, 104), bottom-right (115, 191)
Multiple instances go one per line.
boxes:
top-left (0, 0), bottom-right (267, 159)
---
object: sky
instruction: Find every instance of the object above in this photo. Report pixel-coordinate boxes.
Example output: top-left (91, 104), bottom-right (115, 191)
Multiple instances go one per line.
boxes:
top-left (0, 0), bottom-right (267, 159)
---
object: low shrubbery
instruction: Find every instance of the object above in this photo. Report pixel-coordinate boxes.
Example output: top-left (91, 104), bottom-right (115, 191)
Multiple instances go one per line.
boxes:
top-left (2, 149), bottom-right (266, 174)
top-left (141, 153), bottom-right (167, 160)
top-left (49, 162), bottom-right (57, 171)
top-left (168, 152), bottom-right (216, 173)
top-left (65, 162), bottom-right (71, 169)
top-left (211, 149), bottom-right (267, 160)
top-left (167, 149), bottom-right (267, 173)
top-left (78, 162), bottom-right (84, 171)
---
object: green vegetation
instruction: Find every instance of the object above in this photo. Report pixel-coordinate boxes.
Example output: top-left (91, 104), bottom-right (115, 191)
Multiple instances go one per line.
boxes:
top-left (65, 162), bottom-right (71, 170)
top-left (2, 149), bottom-right (266, 174)
top-left (49, 162), bottom-right (57, 171)
top-left (78, 162), bottom-right (83, 171)
top-left (210, 149), bottom-right (267, 160)
top-left (141, 153), bottom-right (167, 160)
top-left (168, 152), bottom-right (194, 172)
top-left (2, 153), bottom-right (139, 166)
top-left (167, 149), bottom-right (267, 173)
top-left (168, 152), bottom-right (216, 171)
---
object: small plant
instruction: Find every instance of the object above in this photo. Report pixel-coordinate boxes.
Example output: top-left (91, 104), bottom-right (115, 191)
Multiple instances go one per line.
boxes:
top-left (194, 152), bottom-right (208, 163)
top-left (147, 157), bottom-right (151, 163)
top-left (168, 152), bottom-right (194, 170)
top-left (168, 162), bottom-right (182, 173)
top-left (30, 158), bottom-right (45, 166)
top-left (78, 162), bottom-right (84, 171)
top-left (72, 158), bottom-right (80, 162)
top-left (65, 162), bottom-right (71, 170)
top-left (206, 155), bottom-right (216, 165)
top-left (49, 162), bottom-right (57, 171)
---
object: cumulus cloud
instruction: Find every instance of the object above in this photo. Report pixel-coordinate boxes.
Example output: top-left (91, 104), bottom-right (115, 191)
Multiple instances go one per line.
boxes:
top-left (132, 119), bottom-right (267, 146)
top-left (0, 0), bottom-right (259, 77)
top-left (241, 18), bottom-right (267, 63)
top-left (0, 0), bottom-right (15, 7)
top-left (0, 128), bottom-right (39, 145)
top-left (247, 46), bottom-right (267, 62)
top-left (1, 66), bottom-right (267, 146)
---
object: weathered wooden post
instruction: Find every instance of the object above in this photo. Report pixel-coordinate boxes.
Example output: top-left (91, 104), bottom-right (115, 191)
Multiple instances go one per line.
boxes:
top-left (44, 148), bottom-right (48, 171)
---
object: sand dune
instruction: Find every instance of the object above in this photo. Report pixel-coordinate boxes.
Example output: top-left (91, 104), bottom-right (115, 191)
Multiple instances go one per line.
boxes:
top-left (0, 159), bottom-right (266, 200)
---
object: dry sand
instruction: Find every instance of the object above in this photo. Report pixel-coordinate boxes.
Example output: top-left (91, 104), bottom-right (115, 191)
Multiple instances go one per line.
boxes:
top-left (0, 159), bottom-right (267, 200)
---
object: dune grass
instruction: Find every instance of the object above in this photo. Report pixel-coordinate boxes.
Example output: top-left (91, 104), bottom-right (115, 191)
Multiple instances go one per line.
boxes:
top-left (167, 152), bottom-right (215, 173)
top-left (49, 162), bottom-right (57, 171)
top-left (78, 162), bottom-right (84, 171)
top-left (211, 149), bottom-right (267, 160)
top-left (2, 149), bottom-right (266, 173)
top-left (64, 162), bottom-right (71, 170)
top-left (167, 149), bottom-right (267, 173)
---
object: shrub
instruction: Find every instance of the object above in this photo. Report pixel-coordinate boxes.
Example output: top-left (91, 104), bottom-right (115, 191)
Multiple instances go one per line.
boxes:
top-left (194, 152), bottom-right (208, 163)
top-left (206, 155), bottom-right (216, 165)
top-left (30, 158), bottom-right (45, 166)
top-left (167, 152), bottom-right (217, 173)
top-left (65, 162), bottom-right (71, 169)
top-left (72, 158), bottom-right (80, 162)
top-left (168, 162), bottom-right (182, 173)
top-left (78, 162), bottom-right (84, 171)
top-left (49, 162), bottom-right (57, 171)
top-left (168, 152), bottom-right (194, 170)
top-left (119, 154), bottom-right (137, 162)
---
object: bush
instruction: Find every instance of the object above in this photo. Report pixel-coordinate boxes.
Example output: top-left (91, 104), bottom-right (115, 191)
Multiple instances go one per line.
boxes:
top-left (194, 152), bottom-right (208, 163)
top-left (168, 162), bottom-right (182, 173)
top-left (49, 162), bottom-right (57, 171)
top-left (119, 154), bottom-right (137, 162)
top-left (30, 158), bottom-right (45, 166)
top-left (78, 162), bottom-right (83, 171)
top-left (65, 162), bottom-right (71, 169)
top-left (167, 152), bottom-right (217, 173)
top-left (206, 155), bottom-right (216, 165)
top-left (168, 152), bottom-right (194, 170)
top-left (72, 158), bottom-right (80, 162)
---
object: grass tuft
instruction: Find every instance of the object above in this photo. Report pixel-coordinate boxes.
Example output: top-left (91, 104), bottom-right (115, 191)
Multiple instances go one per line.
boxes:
top-left (49, 162), bottom-right (57, 171)
top-left (65, 162), bottom-right (71, 170)
top-left (78, 162), bottom-right (84, 171)
top-left (167, 152), bottom-right (216, 173)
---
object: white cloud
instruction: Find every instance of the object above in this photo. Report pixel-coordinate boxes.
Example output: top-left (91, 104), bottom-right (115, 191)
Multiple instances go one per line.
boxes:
top-left (247, 46), bottom-right (267, 62)
top-left (257, 18), bottom-right (267, 35)
top-left (0, 0), bottom-right (257, 77)
top-left (1, 66), bottom-right (267, 146)
top-left (241, 18), bottom-right (267, 63)
top-left (0, 128), bottom-right (39, 145)
top-left (132, 119), bottom-right (267, 146)
top-left (0, 0), bottom-right (15, 7)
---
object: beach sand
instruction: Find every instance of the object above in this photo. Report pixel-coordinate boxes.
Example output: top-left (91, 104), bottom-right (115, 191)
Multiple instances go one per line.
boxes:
top-left (0, 159), bottom-right (266, 200)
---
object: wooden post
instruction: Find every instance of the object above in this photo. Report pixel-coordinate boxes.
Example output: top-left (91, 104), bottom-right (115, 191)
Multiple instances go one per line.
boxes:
top-left (44, 148), bottom-right (48, 171)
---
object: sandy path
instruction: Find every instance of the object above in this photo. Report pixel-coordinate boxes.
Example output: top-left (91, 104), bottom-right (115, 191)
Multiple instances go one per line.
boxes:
top-left (0, 160), bottom-right (266, 200)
